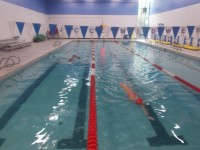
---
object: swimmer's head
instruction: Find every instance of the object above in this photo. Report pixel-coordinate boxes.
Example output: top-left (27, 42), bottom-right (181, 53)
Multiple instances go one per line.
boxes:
top-left (136, 98), bottom-right (143, 105)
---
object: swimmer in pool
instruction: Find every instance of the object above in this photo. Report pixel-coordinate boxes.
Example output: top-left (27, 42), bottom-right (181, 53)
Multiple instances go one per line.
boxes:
top-left (68, 55), bottom-right (80, 62)
top-left (119, 83), bottom-right (155, 121)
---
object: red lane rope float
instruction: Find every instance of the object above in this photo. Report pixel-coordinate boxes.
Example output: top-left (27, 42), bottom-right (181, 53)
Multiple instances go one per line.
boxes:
top-left (87, 42), bottom-right (98, 150)
top-left (115, 42), bottom-right (200, 93)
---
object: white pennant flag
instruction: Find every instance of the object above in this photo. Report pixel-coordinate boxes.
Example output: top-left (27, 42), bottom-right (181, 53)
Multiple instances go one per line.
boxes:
top-left (56, 25), bottom-right (63, 37)
top-left (8, 21), bottom-right (16, 36)
top-left (180, 26), bottom-right (187, 37)
top-left (165, 27), bottom-right (172, 36)
top-left (150, 27), bottom-right (157, 39)
top-left (119, 27), bottom-right (126, 39)
top-left (135, 27), bottom-right (141, 38)
top-left (73, 26), bottom-right (80, 39)
top-left (26, 23), bottom-right (33, 35)
top-left (195, 26), bottom-right (200, 38)
top-left (88, 26), bottom-right (95, 39)
top-left (103, 27), bottom-right (111, 39)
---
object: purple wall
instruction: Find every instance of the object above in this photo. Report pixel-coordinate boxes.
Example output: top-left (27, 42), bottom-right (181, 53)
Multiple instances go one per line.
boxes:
top-left (3, 0), bottom-right (200, 15)
top-left (150, 0), bottom-right (200, 15)
top-left (46, 0), bottom-right (138, 15)
top-left (3, 0), bottom-right (47, 14)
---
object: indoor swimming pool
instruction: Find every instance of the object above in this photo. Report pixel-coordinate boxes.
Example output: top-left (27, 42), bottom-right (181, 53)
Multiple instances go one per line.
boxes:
top-left (0, 41), bottom-right (200, 150)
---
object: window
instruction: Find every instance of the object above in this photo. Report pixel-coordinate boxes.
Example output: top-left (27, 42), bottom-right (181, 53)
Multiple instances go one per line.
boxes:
top-left (137, 0), bottom-right (150, 27)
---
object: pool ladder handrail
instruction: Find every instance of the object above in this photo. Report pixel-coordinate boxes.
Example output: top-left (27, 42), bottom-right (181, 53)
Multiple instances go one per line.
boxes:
top-left (0, 56), bottom-right (20, 70)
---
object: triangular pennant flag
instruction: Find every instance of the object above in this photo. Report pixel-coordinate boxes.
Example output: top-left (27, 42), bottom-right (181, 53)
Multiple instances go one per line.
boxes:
top-left (103, 27), bottom-right (111, 38)
top-left (57, 25), bottom-right (64, 37)
top-left (127, 27), bottom-right (134, 38)
top-left (16, 22), bottom-right (25, 35)
top-left (111, 27), bottom-right (119, 39)
top-left (150, 27), bottom-right (157, 39)
top-left (95, 27), bottom-right (103, 39)
top-left (26, 23), bottom-right (33, 35)
top-left (49, 24), bottom-right (57, 36)
top-left (73, 26), bottom-right (80, 38)
top-left (180, 26), bottom-right (187, 37)
top-left (195, 26), bottom-right (200, 38)
top-left (80, 26), bottom-right (88, 38)
top-left (119, 27), bottom-right (126, 39)
top-left (142, 27), bottom-right (150, 39)
top-left (33, 23), bottom-right (41, 35)
top-left (88, 26), bottom-right (95, 39)
top-left (65, 25), bottom-right (73, 38)
top-left (172, 26), bottom-right (180, 39)
top-left (135, 27), bottom-right (141, 38)
top-left (8, 21), bottom-right (16, 36)
top-left (187, 26), bottom-right (195, 38)
top-left (165, 27), bottom-right (171, 36)
top-left (157, 27), bottom-right (165, 39)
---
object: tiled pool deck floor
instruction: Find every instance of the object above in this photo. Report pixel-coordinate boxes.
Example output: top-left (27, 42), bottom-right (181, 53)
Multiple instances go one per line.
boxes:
top-left (0, 39), bottom-right (71, 80)
top-left (0, 39), bottom-right (200, 80)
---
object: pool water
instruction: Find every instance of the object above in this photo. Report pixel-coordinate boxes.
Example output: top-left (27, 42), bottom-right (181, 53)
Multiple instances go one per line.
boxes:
top-left (0, 41), bottom-right (200, 150)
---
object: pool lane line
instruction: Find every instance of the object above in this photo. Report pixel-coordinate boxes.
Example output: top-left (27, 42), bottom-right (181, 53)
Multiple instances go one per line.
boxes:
top-left (87, 42), bottom-right (98, 150)
top-left (145, 104), bottom-right (187, 146)
top-left (110, 52), bottom-right (188, 146)
top-left (57, 63), bottom-right (90, 149)
top-left (0, 62), bottom-right (58, 148)
top-left (115, 42), bottom-right (200, 94)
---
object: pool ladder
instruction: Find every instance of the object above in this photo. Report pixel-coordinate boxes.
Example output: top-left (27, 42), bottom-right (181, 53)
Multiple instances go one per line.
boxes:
top-left (0, 56), bottom-right (20, 70)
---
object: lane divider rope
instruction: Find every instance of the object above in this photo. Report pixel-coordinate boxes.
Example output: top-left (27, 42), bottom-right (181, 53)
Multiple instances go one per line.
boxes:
top-left (87, 42), bottom-right (98, 150)
top-left (115, 42), bottom-right (200, 93)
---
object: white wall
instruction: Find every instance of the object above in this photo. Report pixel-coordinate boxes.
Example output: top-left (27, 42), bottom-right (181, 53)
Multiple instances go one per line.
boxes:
top-left (48, 15), bottom-right (137, 38)
top-left (0, 1), bottom-right (48, 41)
top-left (149, 3), bottom-right (200, 45)
top-left (149, 3), bottom-right (200, 27)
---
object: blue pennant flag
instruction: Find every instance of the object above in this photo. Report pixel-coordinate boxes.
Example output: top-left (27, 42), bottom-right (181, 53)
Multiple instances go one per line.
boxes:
top-left (111, 27), bottom-right (119, 39)
top-left (33, 23), bottom-right (41, 35)
top-left (187, 26), bottom-right (195, 38)
top-left (95, 27), bottom-right (103, 39)
top-left (80, 26), bottom-right (88, 38)
top-left (142, 27), bottom-right (150, 39)
top-left (49, 24), bottom-right (57, 36)
top-left (65, 25), bottom-right (73, 38)
top-left (172, 26), bottom-right (180, 39)
top-left (16, 22), bottom-right (25, 35)
top-left (127, 27), bottom-right (134, 38)
top-left (157, 27), bottom-right (165, 39)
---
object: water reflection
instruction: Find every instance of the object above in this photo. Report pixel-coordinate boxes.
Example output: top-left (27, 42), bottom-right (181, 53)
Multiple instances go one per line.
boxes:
top-left (31, 75), bottom-right (79, 149)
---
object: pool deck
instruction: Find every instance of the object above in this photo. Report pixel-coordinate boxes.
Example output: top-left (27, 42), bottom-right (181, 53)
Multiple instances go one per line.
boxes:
top-left (0, 39), bottom-right (71, 80)
top-left (0, 39), bottom-right (200, 81)
top-left (136, 39), bottom-right (200, 60)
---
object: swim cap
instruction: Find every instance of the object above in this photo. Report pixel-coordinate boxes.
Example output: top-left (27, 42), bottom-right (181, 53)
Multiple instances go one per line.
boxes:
top-left (136, 98), bottom-right (143, 105)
